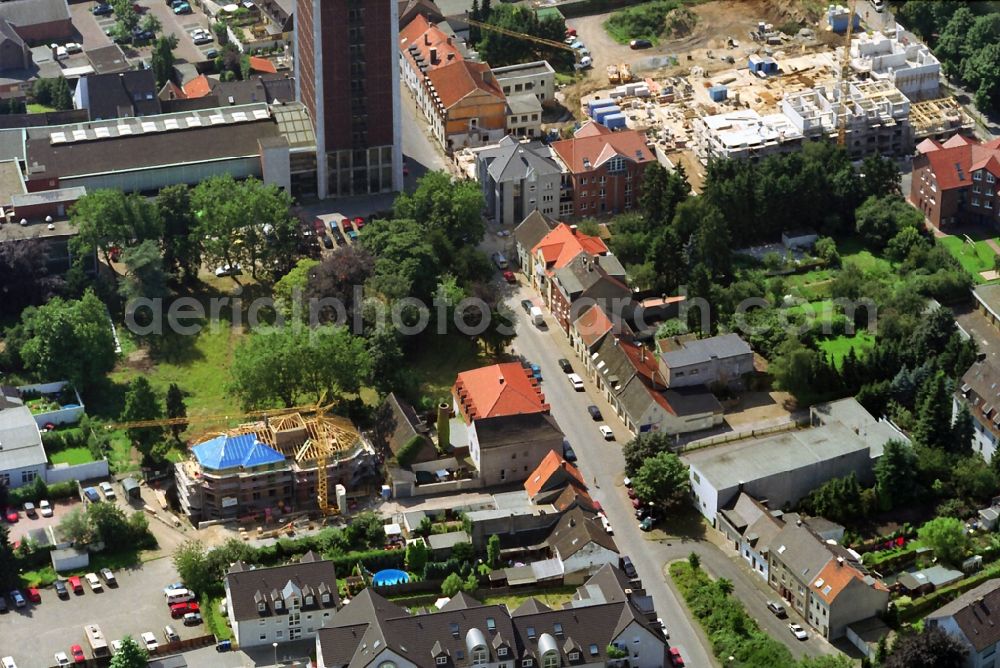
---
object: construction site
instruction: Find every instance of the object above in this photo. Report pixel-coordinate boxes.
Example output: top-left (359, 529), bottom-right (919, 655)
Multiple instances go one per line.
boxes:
top-left (173, 410), bottom-right (380, 528)
top-left (558, 1), bottom-right (975, 191)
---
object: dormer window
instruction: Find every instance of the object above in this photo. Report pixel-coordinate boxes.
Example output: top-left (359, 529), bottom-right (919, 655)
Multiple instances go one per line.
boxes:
top-left (527, 627), bottom-right (536, 640)
top-left (568, 652), bottom-right (580, 662)
top-left (321, 593), bottom-right (330, 604)
top-left (553, 624), bottom-right (563, 636)
top-left (436, 658), bottom-right (448, 666)
top-left (975, 170), bottom-right (983, 181)
top-left (588, 645), bottom-right (598, 657)
top-left (306, 595), bottom-right (314, 606)
top-left (274, 599), bottom-right (283, 610)
top-left (487, 618), bottom-right (496, 632)
top-left (498, 648), bottom-right (508, 657)
top-left (522, 660), bottom-right (533, 668)
top-left (257, 602), bottom-right (266, 612)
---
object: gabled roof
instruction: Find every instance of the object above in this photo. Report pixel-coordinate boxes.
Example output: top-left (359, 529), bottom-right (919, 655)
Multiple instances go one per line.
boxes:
top-left (550, 122), bottom-right (653, 174)
top-left (553, 253), bottom-right (628, 301)
top-left (0, 0), bottom-right (69, 27)
top-left (513, 209), bottom-right (558, 251)
top-left (426, 60), bottom-right (505, 110)
top-left (248, 56), bottom-right (277, 74)
top-left (919, 133), bottom-right (1000, 190)
top-left (371, 392), bottom-right (436, 463)
top-left (928, 579), bottom-right (1000, 652)
top-left (191, 433), bottom-right (285, 471)
top-left (400, 13), bottom-right (463, 76)
top-left (524, 449), bottom-right (586, 500)
top-left (915, 137), bottom-right (941, 153)
top-left (574, 304), bottom-right (615, 349)
top-left (0, 405), bottom-right (45, 471)
top-left (453, 363), bottom-right (548, 422)
top-left (770, 523), bottom-right (851, 586)
top-left (532, 223), bottom-right (609, 271)
top-left (225, 551), bottom-right (339, 621)
top-left (182, 74), bottom-right (214, 99)
top-left (473, 412), bottom-right (562, 450)
top-left (81, 70), bottom-right (161, 120)
top-left (398, 0), bottom-right (444, 26)
top-left (812, 559), bottom-right (887, 605)
top-left (550, 485), bottom-right (596, 513)
top-left (547, 507), bottom-right (618, 560)
top-left (660, 333), bottom-right (753, 368)
top-left (483, 136), bottom-right (562, 184)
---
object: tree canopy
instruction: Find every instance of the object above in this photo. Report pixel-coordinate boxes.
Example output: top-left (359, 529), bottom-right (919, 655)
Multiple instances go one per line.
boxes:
top-left (884, 626), bottom-right (968, 668)
top-left (631, 451), bottom-right (690, 511)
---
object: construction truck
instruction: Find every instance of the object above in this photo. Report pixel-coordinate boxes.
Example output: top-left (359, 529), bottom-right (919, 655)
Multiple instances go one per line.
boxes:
top-left (619, 63), bottom-right (634, 83)
top-left (607, 64), bottom-right (620, 84)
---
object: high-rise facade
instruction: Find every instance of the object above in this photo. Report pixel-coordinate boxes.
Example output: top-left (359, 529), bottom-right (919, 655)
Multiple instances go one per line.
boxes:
top-left (296, 0), bottom-right (403, 199)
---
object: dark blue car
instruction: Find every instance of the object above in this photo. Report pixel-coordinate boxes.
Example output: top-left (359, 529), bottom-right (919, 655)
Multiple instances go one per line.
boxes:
top-left (92, 3), bottom-right (114, 15)
top-left (83, 487), bottom-right (100, 503)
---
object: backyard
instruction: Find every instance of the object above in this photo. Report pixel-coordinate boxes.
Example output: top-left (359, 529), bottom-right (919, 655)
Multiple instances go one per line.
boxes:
top-left (940, 234), bottom-right (999, 283)
top-left (817, 331), bottom-right (876, 367)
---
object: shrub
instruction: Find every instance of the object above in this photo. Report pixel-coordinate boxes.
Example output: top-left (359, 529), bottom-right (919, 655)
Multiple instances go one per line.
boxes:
top-left (604, 0), bottom-right (681, 43)
top-left (395, 435), bottom-right (425, 469)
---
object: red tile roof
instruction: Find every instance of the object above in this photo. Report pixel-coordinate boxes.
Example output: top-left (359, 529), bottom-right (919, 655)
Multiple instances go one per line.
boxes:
top-left (524, 449), bottom-right (586, 499)
top-left (425, 60), bottom-right (505, 109)
top-left (532, 223), bottom-right (609, 272)
top-left (452, 362), bottom-right (548, 422)
top-left (183, 74), bottom-right (213, 99)
top-left (400, 13), bottom-right (463, 74)
top-left (550, 121), bottom-right (653, 174)
top-left (812, 560), bottom-right (888, 605)
top-left (618, 337), bottom-right (674, 414)
top-left (574, 304), bottom-right (614, 348)
top-left (915, 137), bottom-right (940, 154)
top-left (921, 134), bottom-right (1000, 191)
top-left (248, 56), bottom-right (277, 74)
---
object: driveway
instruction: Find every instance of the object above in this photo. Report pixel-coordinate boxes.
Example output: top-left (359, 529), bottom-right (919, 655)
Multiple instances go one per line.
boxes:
top-left (0, 557), bottom-right (194, 668)
top-left (503, 282), bottom-right (841, 665)
top-left (7, 497), bottom-right (80, 543)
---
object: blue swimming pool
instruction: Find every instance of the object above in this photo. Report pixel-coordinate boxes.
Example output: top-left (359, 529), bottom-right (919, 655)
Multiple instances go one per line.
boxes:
top-left (372, 569), bottom-right (410, 586)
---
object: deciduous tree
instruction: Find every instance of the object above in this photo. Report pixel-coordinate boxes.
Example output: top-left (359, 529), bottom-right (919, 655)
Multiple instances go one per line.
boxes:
top-left (71, 190), bottom-right (162, 271)
top-left (120, 239), bottom-right (170, 303)
top-left (109, 636), bottom-right (148, 668)
top-left (918, 517), bottom-right (971, 566)
top-left (884, 625), bottom-right (967, 668)
top-left (121, 376), bottom-right (164, 459)
top-left (632, 452), bottom-right (690, 511)
top-left (156, 184), bottom-right (200, 281)
top-left (622, 432), bottom-right (672, 477)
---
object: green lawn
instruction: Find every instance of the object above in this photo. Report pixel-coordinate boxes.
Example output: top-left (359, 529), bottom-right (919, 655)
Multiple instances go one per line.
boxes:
top-left (409, 331), bottom-right (492, 405)
top-left (838, 238), bottom-right (894, 273)
top-left (26, 103), bottom-right (55, 114)
top-left (818, 331), bottom-right (876, 367)
top-left (940, 235), bottom-right (998, 283)
top-left (784, 299), bottom-right (841, 325)
top-left (478, 585), bottom-right (578, 610)
top-left (49, 446), bottom-right (94, 466)
top-left (203, 595), bottom-right (233, 640)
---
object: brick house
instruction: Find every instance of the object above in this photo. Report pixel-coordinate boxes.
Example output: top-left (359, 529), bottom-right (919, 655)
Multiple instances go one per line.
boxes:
top-left (0, 0), bottom-right (72, 43)
top-left (549, 253), bottom-right (629, 335)
top-left (550, 121), bottom-right (654, 218)
top-left (910, 133), bottom-right (1000, 230)
top-left (529, 222), bottom-right (609, 295)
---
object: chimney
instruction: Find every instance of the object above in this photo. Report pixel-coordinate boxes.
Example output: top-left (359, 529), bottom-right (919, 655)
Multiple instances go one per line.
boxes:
top-left (430, 47), bottom-right (438, 64)
top-left (424, 33), bottom-right (431, 46)
top-left (570, 224), bottom-right (578, 234)
top-left (447, 36), bottom-right (453, 46)
top-left (436, 402), bottom-right (451, 451)
top-left (837, 557), bottom-right (845, 567)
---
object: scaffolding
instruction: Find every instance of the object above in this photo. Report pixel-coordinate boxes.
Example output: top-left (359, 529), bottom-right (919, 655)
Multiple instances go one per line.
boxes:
top-left (910, 97), bottom-right (976, 140)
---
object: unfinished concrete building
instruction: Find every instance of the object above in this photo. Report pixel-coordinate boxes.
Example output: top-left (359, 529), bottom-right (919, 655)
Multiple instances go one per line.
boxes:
top-left (781, 80), bottom-right (913, 158)
top-left (850, 25), bottom-right (940, 102)
top-left (693, 108), bottom-right (804, 164)
top-left (175, 413), bottom-right (378, 525)
top-left (910, 97), bottom-right (976, 142)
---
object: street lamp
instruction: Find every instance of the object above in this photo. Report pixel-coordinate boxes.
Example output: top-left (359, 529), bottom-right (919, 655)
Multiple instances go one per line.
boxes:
top-left (273, 641), bottom-right (278, 667)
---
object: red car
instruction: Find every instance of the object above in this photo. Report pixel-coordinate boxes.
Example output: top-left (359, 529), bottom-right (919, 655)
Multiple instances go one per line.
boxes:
top-left (70, 645), bottom-right (85, 664)
top-left (4, 508), bottom-right (17, 523)
top-left (631, 497), bottom-right (642, 509)
top-left (669, 647), bottom-right (685, 667)
top-left (26, 587), bottom-right (40, 603)
top-left (342, 219), bottom-right (353, 231)
top-left (170, 601), bottom-right (200, 618)
top-left (502, 270), bottom-right (516, 284)
top-left (67, 576), bottom-right (83, 594)
top-left (312, 218), bottom-right (326, 235)
top-left (352, 216), bottom-right (366, 229)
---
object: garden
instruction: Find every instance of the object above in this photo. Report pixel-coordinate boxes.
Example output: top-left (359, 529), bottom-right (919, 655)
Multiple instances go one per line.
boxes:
top-left (939, 234), bottom-right (1000, 283)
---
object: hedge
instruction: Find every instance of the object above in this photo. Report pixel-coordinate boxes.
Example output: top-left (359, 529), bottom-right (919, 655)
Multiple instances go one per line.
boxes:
top-left (395, 435), bottom-right (425, 469)
top-left (9, 480), bottom-right (77, 505)
top-left (329, 549), bottom-right (405, 575)
top-left (898, 560), bottom-right (1000, 623)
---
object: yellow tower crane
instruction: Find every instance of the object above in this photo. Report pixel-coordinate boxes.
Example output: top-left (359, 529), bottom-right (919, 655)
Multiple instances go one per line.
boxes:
top-left (458, 17), bottom-right (581, 60)
top-left (837, 0), bottom-right (858, 147)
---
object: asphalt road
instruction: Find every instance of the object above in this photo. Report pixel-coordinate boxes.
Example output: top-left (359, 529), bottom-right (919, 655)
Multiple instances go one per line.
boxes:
top-left (501, 281), bottom-right (842, 666)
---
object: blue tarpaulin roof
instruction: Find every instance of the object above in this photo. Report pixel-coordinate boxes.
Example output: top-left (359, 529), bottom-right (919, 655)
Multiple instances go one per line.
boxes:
top-left (192, 433), bottom-right (285, 470)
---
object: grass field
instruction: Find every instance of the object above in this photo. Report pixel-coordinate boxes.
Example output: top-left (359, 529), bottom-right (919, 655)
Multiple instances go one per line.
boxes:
top-left (784, 299), bottom-right (842, 326)
top-left (940, 235), bottom-right (997, 283)
top-left (478, 585), bottom-right (578, 610)
top-left (838, 238), bottom-right (894, 273)
top-left (409, 331), bottom-right (491, 405)
top-left (203, 595), bottom-right (233, 640)
top-left (49, 446), bottom-right (93, 466)
top-left (818, 331), bottom-right (876, 367)
top-left (26, 103), bottom-right (55, 114)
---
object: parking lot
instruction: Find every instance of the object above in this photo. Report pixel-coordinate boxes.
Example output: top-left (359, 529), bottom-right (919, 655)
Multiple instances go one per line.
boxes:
top-left (0, 557), bottom-right (204, 668)
top-left (7, 497), bottom-right (80, 544)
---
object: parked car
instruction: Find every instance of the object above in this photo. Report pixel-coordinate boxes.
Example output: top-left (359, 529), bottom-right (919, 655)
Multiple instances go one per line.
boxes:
top-left (562, 442), bottom-right (577, 462)
top-left (567, 373), bottom-right (585, 391)
top-left (9, 590), bottom-right (24, 608)
top-left (529, 363), bottom-right (542, 381)
top-left (502, 270), bottom-right (516, 284)
top-left (204, 48), bottom-right (219, 59)
top-left (163, 582), bottom-right (186, 595)
top-left (639, 516), bottom-right (655, 532)
top-left (53, 653), bottom-right (69, 667)
top-left (99, 482), bottom-right (116, 500)
top-left (141, 632), bottom-right (158, 652)
top-left (100, 568), bottom-right (117, 587)
top-left (38, 500), bottom-right (52, 517)
top-left (331, 229), bottom-right (345, 245)
top-left (599, 425), bottom-right (614, 440)
top-left (67, 576), bottom-right (83, 594)
top-left (191, 29), bottom-right (213, 45)
top-left (587, 405), bottom-right (602, 420)
top-left (520, 299), bottom-right (533, 314)
top-left (4, 508), bottom-right (17, 522)
top-left (0, 598), bottom-right (6, 613)
top-left (320, 234), bottom-right (333, 249)
top-left (492, 252), bottom-right (508, 269)
top-left (111, 640), bottom-right (123, 655)
top-left (85, 572), bottom-right (102, 592)
top-left (65, 42), bottom-right (83, 54)
top-left (767, 600), bottom-right (787, 618)
top-left (131, 28), bottom-right (155, 41)
top-left (164, 625), bottom-right (180, 643)
top-left (654, 618), bottom-right (669, 638)
top-left (669, 647), bottom-right (685, 667)
top-left (69, 645), bottom-right (85, 664)
top-left (172, 1), bottom-right (191, 14)
top-left (557, 358), bottom-right (573, 373)
top-left (22, 502), bottom-right (35, 518)
top-left (214, 264), bottom-right (241, 277)
top-left (170, 601), bottom-right (200, 618)
top-left (789, 623), bottom-right (808, 640)
top-left (183, 612), bottom-right (203, 625)
top-left (92, 3), bottom-right (113, 15)
top-left (630, 38), bottom-right (653, 49)
top-left (635, 504), bottom-right (654, 520)
top-left (2, 657), bottom-right (17, 668)
top-left (600, 515), bottom-right (613, 535)
top-left (54, 580), bottom-right (68, 599)
top-left (25, 587), bottom-right (40, 603)
top-left (620, 556), bottom-right (638, 579)
top-left (82, 487), bottom-right (100, 503)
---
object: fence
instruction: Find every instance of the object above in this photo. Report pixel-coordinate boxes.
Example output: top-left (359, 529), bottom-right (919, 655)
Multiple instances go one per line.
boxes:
top-left (46, 459), bottom-right (109, 484)
top-left (676, 417), bottom-right (809, 453)
top-left (19, 380), bottom-right (85, 428)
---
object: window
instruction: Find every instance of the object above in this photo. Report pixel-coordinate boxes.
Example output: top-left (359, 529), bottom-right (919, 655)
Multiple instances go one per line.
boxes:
top-left (975, 170), bottom-right (983, 181)
top-left (378, 663), bottom-right (397, 668)
top-left (498, 648), bottom-right (508, 657)
top-left (973, 197), bottom-right (981, 207)
top-left (21, 470), bottom-right (34, 483)
top-left (599, 176), bottom-right (607, 184)
top-left (553, 623), bottom-right (563, 636)
top-left (276, 630), bottom-right (283, 639)
top-left (527, 627), bottom-right (536, 640)
top-left (450, 623), bottom-right (460, 638)
top-left (542, 653), bottom-right (558, 668)
top-left (989, 173), bottom-right (996, 183)
top-left (487, 618), bottom-right (496, 632)
top-left (257, 602), bottom-right (266, 612)
top-left (988, 200), bottom-right (994, 210)
top-left (607, 156), bottom-right (626, 172)
top-left (259, 634), bottom-right (267, 641)
top-left (526, 82), bottom-right (534, 90)
top-left (568, 652), bottom-right (579, 662)
top-left (437, 658), bottom-right (448, 666)
top-left (321, 593), bottom-right (330, 603)
top-left (259, 619), bottom-right (266, 626)
top-left (522, 661), bottom-right (533, 668)
top-left (581, 191), bottom-right (588, 198)
top-left (473, 649), bottom-right (488, 665)
top-left (975, 185), bottom-right (982, 194)
top-left (589, 645), bottom-right (598, 657)
top-left (305, 595), bottom-right (314, 606)
top-left (599, 189), bottom-right (605, 198)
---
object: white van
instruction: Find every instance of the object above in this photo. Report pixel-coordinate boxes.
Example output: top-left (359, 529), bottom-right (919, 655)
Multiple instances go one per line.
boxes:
top-left (530, 306), bottom-right (544, 326)
top-left (567, 373), bottom-right (585, 391)
top-left (492, 252), bottom-right (508, 269)
top-left (165, 589), bottom-right (196, 605)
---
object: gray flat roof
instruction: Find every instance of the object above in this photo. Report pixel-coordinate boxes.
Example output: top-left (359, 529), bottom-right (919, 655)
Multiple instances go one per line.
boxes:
top-left (810, 397), bottom-right (906, 457)
top-left (975, 283), bottom-right (1000, 320)
top-left (660, 333), bottom-right (752, 368)
top-left (0, 217), bottom-right (77, 241)
top-left (493, 61), bottom-right (555, 79)
top-left (683, 421), bottom-right (870, 491)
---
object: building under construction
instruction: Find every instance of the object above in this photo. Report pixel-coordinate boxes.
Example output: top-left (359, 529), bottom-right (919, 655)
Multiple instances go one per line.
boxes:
top-left (174, 412), bottom-right (378, 525)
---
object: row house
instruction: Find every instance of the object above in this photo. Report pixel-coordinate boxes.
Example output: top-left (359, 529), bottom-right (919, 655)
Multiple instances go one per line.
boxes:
top-left (927, 579), bottom-right (1000, 668)
top-left (954, 357), bottom-right (1000, 463)
top-left (478, 137), bottom-right (562, 226)
top-left (529, 222), bottom-right (610, 296)
top-left (910, 133), bottom-right (1000, 230)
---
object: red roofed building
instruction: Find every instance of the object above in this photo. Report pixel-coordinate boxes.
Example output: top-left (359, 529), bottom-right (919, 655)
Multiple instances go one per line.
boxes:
top-left (550, 121), bottom-right (654, 218)
top-left (524, 449), bottom-right (587, 502)
top-left (530, 222), bottom-right (609, 294)
top-left (452, 363), bottom-right (562, 486)
top-left (910, 132), bottom-right (1000, 229)
top-left (248, 56), bottom-right (278, 74)
top-left (182, 74), bottom-right (213, 99)
top-left (399, 14), bottom-right (506, 151)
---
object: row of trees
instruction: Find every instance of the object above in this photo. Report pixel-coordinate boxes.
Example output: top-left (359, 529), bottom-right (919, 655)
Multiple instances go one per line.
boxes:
top-left (471, 2), bottom-right (574, 70)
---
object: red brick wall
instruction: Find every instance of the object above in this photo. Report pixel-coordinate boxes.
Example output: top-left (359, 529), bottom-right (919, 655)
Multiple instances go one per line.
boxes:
top-left (12, 20), bottom-right (73, 44)
top-left (569, 161), bottom-right (644, 217)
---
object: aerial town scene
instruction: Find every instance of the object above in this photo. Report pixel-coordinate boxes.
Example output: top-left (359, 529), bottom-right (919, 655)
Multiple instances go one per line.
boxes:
top-left (1, 0), bottom-right (999, 666)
